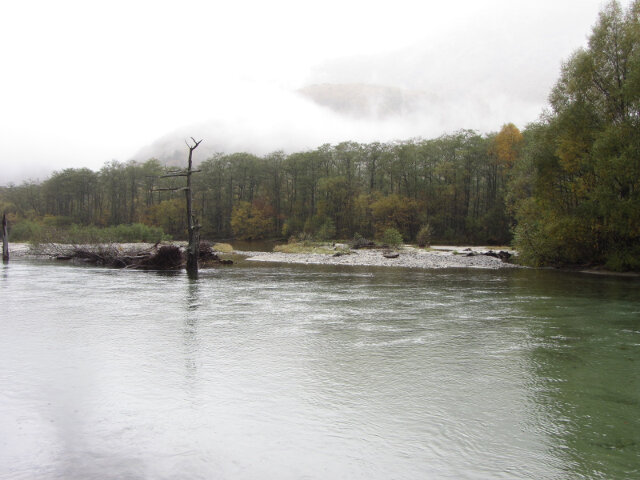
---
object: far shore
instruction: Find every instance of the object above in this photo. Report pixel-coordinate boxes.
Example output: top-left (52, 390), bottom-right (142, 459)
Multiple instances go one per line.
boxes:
top-left (5, 242), bottom-right (518, 271)
top-left (6, 242), bottom-right (637, 276)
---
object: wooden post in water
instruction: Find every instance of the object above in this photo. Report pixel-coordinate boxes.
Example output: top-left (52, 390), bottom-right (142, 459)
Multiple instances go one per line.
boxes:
top-left (2, 213), bottom-right (8, 263)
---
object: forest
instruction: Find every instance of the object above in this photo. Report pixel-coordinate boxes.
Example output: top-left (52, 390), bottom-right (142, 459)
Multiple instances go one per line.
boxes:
top-left (0, 129), bottom-right (519, 244)
top-left (1, 0), bottom-right (639, 271)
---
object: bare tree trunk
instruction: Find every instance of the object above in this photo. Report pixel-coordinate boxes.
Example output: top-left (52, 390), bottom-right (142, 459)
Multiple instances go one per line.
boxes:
top-left (2, 213), bottom-right (8, 263)
top-left (154, 138), bottom-right (203, 277)
top-left (185, 138), bottom-right (202, 278)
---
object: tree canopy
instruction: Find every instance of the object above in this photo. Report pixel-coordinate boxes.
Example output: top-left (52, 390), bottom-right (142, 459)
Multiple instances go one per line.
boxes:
top-left (511, 0), bottom-right (640, 270)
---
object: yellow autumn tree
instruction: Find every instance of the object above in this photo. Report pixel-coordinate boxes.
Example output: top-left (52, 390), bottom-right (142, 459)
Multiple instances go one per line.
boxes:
top-left (231, 201), bottom-right (273, 240)
top-left (492, 123), bottom-right (523, 168)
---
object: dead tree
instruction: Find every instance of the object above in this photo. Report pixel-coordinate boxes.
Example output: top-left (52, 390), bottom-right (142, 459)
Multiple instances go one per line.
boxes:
top-left (184, 138), bottom-right (202, 277)
top-left (2, 213), bottom-right (8, 263)
top-left (154, 137), bottom-right (202, 277)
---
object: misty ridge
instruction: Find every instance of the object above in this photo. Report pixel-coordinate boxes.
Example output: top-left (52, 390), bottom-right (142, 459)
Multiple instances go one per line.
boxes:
top-left (299, 84), bottom-right (437, 119)
top-left (132, 30), bottom-right (555, 169)
top-left (134, 81), bottom-right (533, 170)
top-left (134, 82), bottom-right (447, 168)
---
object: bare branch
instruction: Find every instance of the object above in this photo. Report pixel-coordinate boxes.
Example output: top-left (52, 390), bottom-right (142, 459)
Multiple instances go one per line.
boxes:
top-left (152, 187), bottom-right (189, 192)
top-left (160, 170), bottom-right (201, 178)
top-left (187, 137), bottom-right (203, 150)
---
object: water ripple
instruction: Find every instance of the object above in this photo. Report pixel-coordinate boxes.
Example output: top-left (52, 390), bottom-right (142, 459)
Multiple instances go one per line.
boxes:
top-left (1, 261), bottom-right (639, 479)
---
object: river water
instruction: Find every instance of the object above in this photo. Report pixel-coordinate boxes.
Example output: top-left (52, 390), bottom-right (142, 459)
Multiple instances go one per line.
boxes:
top-left (1, 260), bottom-right (638, 479)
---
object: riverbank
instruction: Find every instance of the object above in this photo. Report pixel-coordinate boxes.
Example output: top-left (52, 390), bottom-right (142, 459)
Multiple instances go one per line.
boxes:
top-left (8, 242), bottom-right (640, 276)
top-left (7, 242), bottom-right (518, 270)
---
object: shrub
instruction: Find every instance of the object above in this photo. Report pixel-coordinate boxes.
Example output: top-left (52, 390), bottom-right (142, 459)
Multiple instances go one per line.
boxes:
top-left (381, 228), bottom-right (403, 247)
top-left (605, 245), bottom-right (640, 272)
top-left (290, 232), bottom-right (314, 244)
top-left (316, 218), bottom-right (336, 241)
top-left (350, 233), bottom-right (375, 249)
top-left (10, 221), bottom-right (168, 244)
top-left (8, 220), bottom-right (42, 241)
top-left (416, 224), bottom-right (432, 248)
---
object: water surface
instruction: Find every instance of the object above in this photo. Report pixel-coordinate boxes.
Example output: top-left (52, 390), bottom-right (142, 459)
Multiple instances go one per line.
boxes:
top-left (1, 261), bottom-right (638, 479)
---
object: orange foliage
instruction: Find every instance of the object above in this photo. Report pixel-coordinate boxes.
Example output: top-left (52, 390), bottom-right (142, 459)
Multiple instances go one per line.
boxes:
top-left (492, 123), bottom-right (523, 167)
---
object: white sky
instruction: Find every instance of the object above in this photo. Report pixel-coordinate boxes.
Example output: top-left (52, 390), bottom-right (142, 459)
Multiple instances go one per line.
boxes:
top-left (0, 0), bottom-right (625, 183)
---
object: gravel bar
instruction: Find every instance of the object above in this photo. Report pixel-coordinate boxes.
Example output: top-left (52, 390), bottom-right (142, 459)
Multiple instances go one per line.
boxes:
top-left (239, 247), bottom-right (519, 270)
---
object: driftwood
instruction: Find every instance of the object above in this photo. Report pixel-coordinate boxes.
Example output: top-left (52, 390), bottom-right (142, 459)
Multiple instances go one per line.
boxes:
top-left (463, 249), bottom-right (512, 262)
top-left (199, 241), bottom-right (233, 266)
top-left (482, 250), bottom-right (512, 262)
top-left (36, 241), bottom-right (233, 270)
top-left (382, 251), bottom-right (400, 258)
top-left (351, 239), bottom-right (377, 249)
top-left (37, 243), bottom-right (181, 270)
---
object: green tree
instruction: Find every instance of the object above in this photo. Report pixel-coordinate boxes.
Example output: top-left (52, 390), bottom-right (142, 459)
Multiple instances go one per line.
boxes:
top-left (512, 0), bottom-right (640, 270)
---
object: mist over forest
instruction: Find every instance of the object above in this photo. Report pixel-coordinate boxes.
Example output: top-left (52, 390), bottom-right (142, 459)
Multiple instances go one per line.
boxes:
top-left (1, 1), bottom-right (616, 184)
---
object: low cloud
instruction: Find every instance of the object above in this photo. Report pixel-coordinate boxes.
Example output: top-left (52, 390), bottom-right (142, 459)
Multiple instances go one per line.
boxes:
top-left (1, 0), bottom-right (620, 183)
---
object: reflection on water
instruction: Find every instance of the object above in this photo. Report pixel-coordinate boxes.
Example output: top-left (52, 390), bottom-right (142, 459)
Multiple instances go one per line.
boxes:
top-left (0, 261), bottom-right (639, 479)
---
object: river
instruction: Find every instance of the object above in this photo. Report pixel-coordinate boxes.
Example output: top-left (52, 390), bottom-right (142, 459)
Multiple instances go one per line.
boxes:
top-left (1, 260), bottom-right (638, 479)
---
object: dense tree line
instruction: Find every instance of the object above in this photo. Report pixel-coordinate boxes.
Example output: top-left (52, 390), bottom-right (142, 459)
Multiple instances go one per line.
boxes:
top-left (193, 128), bottom-right (520, 244)
top-left (1, 159), bottom-right (189, 240)
top-left (0, 127), bottom-right (520, 245)
top-left (509, 0), bottom-right (640, 270)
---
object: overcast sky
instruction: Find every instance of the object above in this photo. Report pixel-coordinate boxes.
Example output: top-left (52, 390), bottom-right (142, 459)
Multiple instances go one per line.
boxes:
top-left (0, 0), bottom-right (625, 184)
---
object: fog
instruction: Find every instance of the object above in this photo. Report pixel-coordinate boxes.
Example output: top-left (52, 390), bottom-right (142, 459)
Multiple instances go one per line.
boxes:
top-left (0, 0), bottom-right (625, 184)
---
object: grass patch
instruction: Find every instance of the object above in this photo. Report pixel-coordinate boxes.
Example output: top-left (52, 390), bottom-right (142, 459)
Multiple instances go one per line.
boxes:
top-left (24, 222), bottom-right (169, 244)
top-left (212, 242), bottom-right (234, 253)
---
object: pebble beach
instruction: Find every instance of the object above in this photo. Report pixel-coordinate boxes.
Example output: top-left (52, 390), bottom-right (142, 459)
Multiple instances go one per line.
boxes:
top-left (239, 246), bottom-right (518, 270)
